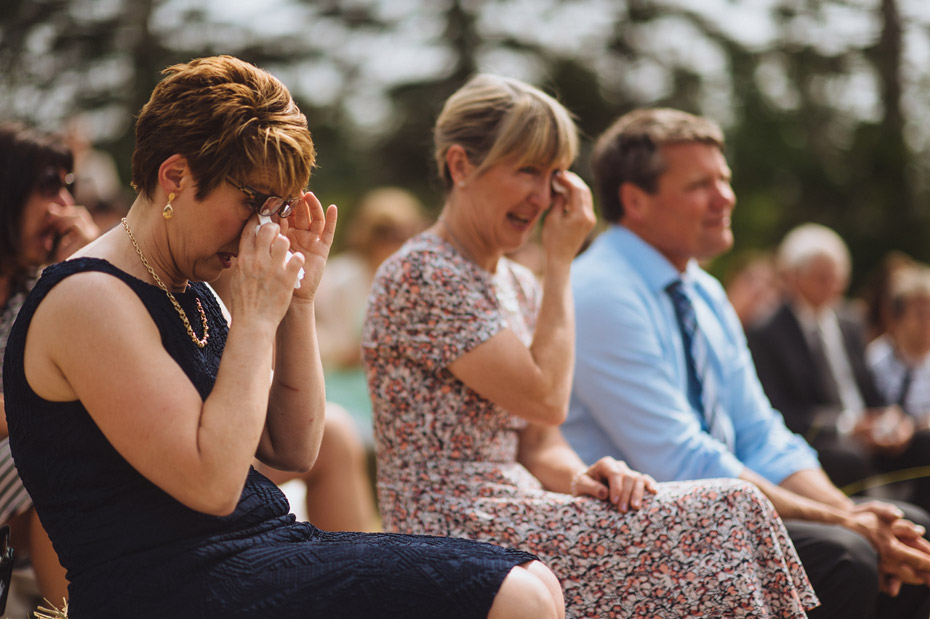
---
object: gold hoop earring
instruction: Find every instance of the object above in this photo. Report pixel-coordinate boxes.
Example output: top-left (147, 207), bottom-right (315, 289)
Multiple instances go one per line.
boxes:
top-left (163, 192), bottom-right (176, 220)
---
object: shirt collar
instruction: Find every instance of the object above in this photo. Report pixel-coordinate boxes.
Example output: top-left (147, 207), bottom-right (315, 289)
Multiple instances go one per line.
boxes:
top-left (607, 224), bottom-right (696, 293)
top-left (790, 298), bottom-right (835, 333)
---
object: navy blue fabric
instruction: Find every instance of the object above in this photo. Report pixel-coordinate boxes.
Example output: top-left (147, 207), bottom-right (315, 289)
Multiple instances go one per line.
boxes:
top-left (3, 258), bottom-right (534, 619)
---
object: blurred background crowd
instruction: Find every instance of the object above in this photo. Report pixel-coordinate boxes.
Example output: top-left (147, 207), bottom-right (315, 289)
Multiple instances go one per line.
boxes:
top-left (3, 0), bottom-right (930, 289)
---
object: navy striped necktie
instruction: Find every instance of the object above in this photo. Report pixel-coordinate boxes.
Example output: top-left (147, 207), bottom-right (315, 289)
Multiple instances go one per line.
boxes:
top-left (666, 279), bottom-right (731, 449)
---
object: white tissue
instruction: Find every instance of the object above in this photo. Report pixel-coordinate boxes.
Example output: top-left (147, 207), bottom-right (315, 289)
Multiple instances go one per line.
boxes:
top-left (257, 214), bottom-right (304, 288)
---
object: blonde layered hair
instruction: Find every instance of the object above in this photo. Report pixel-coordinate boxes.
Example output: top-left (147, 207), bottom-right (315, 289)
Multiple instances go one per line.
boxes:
top-left (433, 74), bottom-right (578, 191)
top-left (131, 55), bottom-right (315, 202)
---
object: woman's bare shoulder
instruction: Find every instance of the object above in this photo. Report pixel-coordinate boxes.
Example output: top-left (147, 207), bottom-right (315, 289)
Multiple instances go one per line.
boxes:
top-left (25, 266), bottom-right (160, 401)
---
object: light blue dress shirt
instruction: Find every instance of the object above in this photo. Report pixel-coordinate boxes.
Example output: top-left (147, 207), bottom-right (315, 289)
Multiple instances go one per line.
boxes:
top-left (563, 225), bottom-right (819, 484)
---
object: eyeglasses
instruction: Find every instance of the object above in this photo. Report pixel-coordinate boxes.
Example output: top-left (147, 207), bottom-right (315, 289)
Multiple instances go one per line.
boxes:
top-left (226, 176), bottom-right (299, 218)
top-left (35, 166), bottom-right (75, 198)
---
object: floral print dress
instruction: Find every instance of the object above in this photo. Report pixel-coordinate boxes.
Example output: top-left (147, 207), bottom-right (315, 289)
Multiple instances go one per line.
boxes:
top-left (363, 233), bottom-right (819, 618)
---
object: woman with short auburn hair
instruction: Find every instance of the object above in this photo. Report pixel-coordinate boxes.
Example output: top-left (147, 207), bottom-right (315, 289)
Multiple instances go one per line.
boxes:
top-left (3, 57), bottom-right (562, 619)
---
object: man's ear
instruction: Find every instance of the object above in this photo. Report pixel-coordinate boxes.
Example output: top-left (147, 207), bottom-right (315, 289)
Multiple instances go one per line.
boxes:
top-left (619, 182), bottom-right (648, 223)
top-left (157, 154), bottom-right (190, 197)
top-left (445, 145), bottom-right (475, 187)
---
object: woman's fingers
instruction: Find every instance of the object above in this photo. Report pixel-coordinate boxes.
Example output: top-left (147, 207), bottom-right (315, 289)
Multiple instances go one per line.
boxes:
top-left (306, 191), bottom-right (326, 232)
top-left (643, 474), bottom-right (658, 494)
top-left (570, 469), bottom-right (607, 500)
top-left (585, 457), bottom-right (653, 512)
top-left (292, 192), bottom-right (313, 231)
top-left (321, 203), bottom-right (338, 246)
top-left (239, 215), bottom-right (300, 285)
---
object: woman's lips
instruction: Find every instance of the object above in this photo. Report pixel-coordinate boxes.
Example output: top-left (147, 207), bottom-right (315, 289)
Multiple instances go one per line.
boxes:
top-left (507, 212), bottom-right (535, 230)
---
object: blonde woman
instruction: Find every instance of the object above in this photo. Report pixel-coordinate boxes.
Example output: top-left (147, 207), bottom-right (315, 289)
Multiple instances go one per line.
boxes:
top-left (364, 74), bottom-right (819, 618)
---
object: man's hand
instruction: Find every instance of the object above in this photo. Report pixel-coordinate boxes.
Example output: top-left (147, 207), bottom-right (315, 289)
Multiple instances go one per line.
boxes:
top-left (848, 501), bottom-right (930, 594)
top-left (854, 406), bottom-right (914, 456)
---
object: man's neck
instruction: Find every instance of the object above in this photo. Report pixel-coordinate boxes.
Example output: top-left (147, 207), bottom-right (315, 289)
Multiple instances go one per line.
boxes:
top-left (790, 296), bottom-right (833, 325)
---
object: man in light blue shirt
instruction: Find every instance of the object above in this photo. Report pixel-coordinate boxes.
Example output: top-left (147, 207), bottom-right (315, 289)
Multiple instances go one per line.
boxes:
top-left (564, 108), bottom-right (930, 619)
top-left (565, 224), bottom-right (818, 483)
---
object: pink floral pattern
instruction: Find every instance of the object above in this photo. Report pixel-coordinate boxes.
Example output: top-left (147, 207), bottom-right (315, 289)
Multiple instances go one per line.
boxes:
top-left (363, 234), bottom-right (819, 618)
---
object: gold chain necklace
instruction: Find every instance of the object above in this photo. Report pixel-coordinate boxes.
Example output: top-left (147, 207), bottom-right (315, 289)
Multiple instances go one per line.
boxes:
top-left (120, 217), bottom-right (209, 348)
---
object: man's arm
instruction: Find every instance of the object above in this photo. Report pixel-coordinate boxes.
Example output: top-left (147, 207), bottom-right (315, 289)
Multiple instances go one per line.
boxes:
top-left (741, 466), bottom-right (930, 590)
top-left (716, 286), bottom-right (930, 589)
top-left (711, 290), bottom-right (822, 482)
top-left (740, 467), bottom-right (851, 521)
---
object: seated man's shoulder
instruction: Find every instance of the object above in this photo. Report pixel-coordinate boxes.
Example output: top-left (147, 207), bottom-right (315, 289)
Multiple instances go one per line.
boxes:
top-left (573, 239), bottom-right (643, 291)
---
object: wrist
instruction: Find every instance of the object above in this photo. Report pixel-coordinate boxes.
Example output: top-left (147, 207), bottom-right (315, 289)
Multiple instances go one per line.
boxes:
top-left (542, 258), bottom-right (572, 280)
top-left (280, 297), bottom-right (316, 325)
top-left (229, 315), bottom-right (279, 342)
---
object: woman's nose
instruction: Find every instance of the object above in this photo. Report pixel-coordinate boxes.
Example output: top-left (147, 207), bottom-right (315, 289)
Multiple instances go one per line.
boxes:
top-left (535, 176), bottom-right (552, 204)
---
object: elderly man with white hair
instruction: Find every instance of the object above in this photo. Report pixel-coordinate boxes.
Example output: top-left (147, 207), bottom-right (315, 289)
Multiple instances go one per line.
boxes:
top-left (747, 223), bottom-right (930, 511)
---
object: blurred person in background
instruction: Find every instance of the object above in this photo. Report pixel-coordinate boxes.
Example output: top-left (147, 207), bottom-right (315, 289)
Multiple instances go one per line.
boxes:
top-left (0, 121), bottom-right (100, 609)
top-left (63, 115), bottom-right (128, 232)
top-left (860, 251), bottom-right (918, 345)
top-left (63, 115), bottom-right (122, 208)
top-left (316, 186), bottom-right (428, 440)
top-left (747, 223), bottom-right (930, 509)
top-left (867, 265), bottom-right (930, 430)
top-left (724, 250), bottom-right (780, 330)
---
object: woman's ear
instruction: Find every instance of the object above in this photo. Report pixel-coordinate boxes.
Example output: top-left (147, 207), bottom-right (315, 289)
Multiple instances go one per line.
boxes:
top-left (445, 145), bottom-right (474, 187)
top-left (157, 154), bottom-right (189, 197)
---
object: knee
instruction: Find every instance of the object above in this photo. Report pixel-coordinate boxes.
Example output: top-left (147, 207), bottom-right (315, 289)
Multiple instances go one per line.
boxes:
top-left (488, 562), bottom-right (564, 619)
top-left (791, 521), bottom-right (880, 612)
top-left (318, 404), bottom-right (366, 467)
top-left (821, 528), bottom-right (880, 599)
top-left (837, 534), bottom-right (880, 591)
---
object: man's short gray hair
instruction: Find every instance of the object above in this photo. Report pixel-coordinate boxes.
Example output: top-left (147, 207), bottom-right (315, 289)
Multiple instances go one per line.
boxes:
top-left (776, 223), bottom-right (851, 279)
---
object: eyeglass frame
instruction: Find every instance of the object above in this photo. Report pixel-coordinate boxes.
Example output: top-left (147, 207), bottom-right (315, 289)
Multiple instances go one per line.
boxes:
top-left (226, 176), bottom-right (300, 218)
top-left (35, 166), bottom-right (76, 198)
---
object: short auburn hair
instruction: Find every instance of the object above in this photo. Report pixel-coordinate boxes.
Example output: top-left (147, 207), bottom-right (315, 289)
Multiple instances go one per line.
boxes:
top-left (131, 55), bottom-right (315, 201)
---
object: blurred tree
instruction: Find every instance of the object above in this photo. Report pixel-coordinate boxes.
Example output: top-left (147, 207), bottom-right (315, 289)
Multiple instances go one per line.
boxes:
top-left (724, 0), bottom-right (930, 292)
top-left (1, 0), bottom-right (929, 280)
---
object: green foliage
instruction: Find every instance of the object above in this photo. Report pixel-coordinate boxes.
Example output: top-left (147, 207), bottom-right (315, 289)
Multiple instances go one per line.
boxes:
top-left (2, 0), bottom-right (929, 291)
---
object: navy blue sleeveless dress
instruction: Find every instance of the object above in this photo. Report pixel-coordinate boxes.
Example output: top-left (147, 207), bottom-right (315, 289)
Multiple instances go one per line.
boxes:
top-left (2, 258), bottom-right (536, 619)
